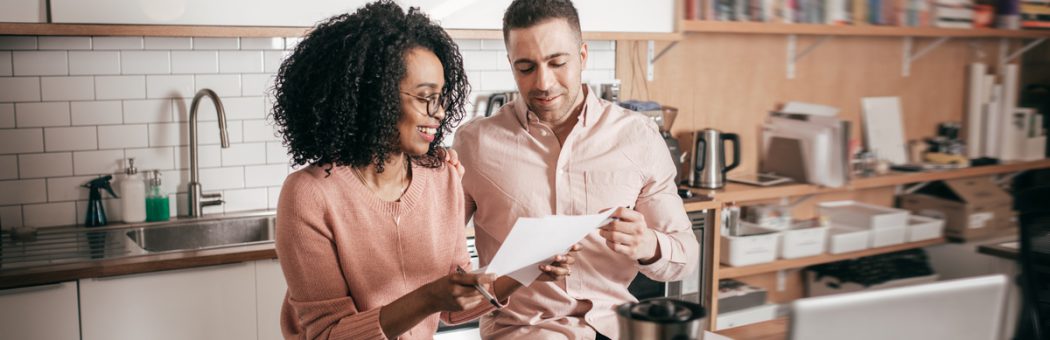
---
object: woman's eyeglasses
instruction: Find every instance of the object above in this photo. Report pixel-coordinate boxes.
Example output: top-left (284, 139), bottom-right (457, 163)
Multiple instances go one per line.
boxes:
top-left (401, 92), bottom-right (444, 118)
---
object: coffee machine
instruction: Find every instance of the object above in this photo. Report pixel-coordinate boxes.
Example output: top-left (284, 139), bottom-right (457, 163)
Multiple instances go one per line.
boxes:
top-left (657, 106), bottom-right (688, 185)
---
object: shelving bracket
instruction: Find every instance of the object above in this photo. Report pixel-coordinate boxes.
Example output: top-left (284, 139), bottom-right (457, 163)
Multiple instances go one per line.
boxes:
top-left (902, 36), bottom-right (951, 77)
top-left (647, 40), bottom-right (680, 82)
top-left (786, 35), bottom-right (832, 79)
top-left (998, 37), bottom-right (1046, 71)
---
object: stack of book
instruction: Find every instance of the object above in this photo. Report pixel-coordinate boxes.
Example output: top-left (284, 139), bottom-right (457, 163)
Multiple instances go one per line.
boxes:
top-left (683, 0), bottom-right (982, 27)
top-left (1021, 0), bottom-right (1050, 28)
top-left (933, 0), bottom-right (975, 28)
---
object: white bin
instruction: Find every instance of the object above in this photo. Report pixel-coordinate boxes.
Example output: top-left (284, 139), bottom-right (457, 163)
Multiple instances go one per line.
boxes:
top-left (826, 225), bottom-right (870, 254)
top-left (779, 222), bottom-right (828, 259)
top-left (906, 215), bottom-right (945, 242)
top-left (869, 224), bottom-right (907, 247)
top-left (818, 201), bottom-right (910, 230)
top-left (721, 223), bottom-right (780, 267)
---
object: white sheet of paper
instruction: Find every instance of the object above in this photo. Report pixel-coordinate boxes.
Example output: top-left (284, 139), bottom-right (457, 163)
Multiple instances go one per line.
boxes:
top-left (861, 96), bottom-right (908, 165)
top-left (476, 210), bottom-right (617, 286)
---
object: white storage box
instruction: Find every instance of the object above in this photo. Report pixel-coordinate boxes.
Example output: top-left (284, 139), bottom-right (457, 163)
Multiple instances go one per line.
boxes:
top-left (720, 223), bottom-right (779, 267)
top-left (818, 201), bottom-right (910, 230)
top-left (869, 225), bottom-right (906, 247)
top-left (906, 215), bottom-right (945, 242)
top-left (826, 225), bottom-right (870, 254)
top-left (778, 221), bottom-right (828, 259)
top-left (716, 304), bottom-right (784, 330)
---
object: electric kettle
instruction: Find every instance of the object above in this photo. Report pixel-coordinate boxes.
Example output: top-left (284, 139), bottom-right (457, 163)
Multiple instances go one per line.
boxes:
top-left (616, 298), bottom-right (707, 340)
top-left (689, 129), bottom-right (740, 189)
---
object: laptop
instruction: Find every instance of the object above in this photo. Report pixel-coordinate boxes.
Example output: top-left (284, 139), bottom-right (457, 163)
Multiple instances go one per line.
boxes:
top-left (790, 275), bottom-right (1008, 340)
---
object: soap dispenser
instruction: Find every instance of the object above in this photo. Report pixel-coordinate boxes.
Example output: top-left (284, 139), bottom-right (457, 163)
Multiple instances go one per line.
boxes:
top-left (120, 158), bottom-right (146, 223)
top-left (146, 170), bottom-right (170, 222)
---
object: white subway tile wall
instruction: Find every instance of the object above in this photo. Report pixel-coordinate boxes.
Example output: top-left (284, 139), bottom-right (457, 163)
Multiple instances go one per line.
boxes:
top-left (0, 156), bottom-right (17, 180)
top-left (0, 36), bottom-right (616, 228)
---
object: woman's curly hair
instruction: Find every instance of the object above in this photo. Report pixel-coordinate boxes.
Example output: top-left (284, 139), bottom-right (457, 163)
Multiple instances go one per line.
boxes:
top-left (271, 0), bottom-right (468, 173)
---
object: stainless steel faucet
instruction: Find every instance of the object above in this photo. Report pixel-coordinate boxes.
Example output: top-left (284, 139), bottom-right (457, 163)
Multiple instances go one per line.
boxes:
top-left (188, 89), bottom-right (230, 217)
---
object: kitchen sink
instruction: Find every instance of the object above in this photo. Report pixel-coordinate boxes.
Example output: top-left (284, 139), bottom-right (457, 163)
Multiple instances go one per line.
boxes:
top-left (125, 215), bottom-right (275, 253)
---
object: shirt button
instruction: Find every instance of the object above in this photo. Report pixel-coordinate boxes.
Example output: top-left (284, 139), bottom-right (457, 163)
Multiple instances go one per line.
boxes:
top-left (539, 130), bottom-right (548, 136)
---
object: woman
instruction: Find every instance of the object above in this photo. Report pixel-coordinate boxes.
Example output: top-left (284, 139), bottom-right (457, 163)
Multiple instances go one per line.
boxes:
top-left (271, 1), bottom-right (576, 339)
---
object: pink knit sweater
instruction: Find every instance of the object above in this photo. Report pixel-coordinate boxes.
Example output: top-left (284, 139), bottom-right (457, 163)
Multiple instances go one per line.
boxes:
top-left (276, 163), bottom-right (492, 340)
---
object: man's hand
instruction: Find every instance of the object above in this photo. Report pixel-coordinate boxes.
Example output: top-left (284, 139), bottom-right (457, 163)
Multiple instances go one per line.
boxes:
top-left (443, 148), bottom-right (465, 177)
top-left (535, 243), bottom-right (581, 281)
top-left (598, 207), bottom-right (661, 264)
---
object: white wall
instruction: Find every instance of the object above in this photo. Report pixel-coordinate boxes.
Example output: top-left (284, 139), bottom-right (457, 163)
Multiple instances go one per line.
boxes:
top-left (0, 35), bottom-right (616, 228)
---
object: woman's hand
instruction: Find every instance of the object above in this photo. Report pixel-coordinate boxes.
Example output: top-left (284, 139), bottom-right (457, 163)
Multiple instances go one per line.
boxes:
top-left (535, 243), bottom-right (582, 282)
top-left (444, 148), bottom-right (465, 177)
top-left (423, 271), bottom-right (494, 312)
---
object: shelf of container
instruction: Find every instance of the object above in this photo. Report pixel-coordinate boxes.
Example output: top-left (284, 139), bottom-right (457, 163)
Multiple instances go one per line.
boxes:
top-left (0, 23), bottom-right (682, 40)
top-left (690, 159), bottom-right (1050, 204)
top-left (718, 237), bottom-right (946, 279)
top-left (682, 20), bottom-right (1050, 38)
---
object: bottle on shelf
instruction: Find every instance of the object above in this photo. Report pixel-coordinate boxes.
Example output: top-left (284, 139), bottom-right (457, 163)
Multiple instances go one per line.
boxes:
top-left (119, 158), bottom-right (146, 223)
top-left (146, 170), bottom-right (170, 222)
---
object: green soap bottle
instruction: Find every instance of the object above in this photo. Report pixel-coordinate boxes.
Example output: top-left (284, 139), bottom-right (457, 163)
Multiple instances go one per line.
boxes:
top-left (146, 170), bottom-right (170, 222)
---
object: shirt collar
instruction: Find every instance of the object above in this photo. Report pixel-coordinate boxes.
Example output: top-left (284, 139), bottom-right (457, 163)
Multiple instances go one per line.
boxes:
top-left (512, 85), bottom-right (601, 132)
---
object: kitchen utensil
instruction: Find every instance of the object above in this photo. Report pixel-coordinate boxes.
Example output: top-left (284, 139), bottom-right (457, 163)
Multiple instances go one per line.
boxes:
top-left (616, 297), bottom-right (707, 340)
top-left (690, 129), bottom-right (740, 189)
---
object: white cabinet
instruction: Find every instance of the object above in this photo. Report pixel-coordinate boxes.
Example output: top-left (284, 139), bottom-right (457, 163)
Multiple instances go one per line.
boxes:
top-left (255, 259), bottom-right (288, 340)
top-left (0, 0), bottom-right (47, 23)
top-left (50, 0), bottom-right (675, 33)
top-left (0, 281), bottom-right (80, 340)
top-left (79, 262), bottom-right (257, 340)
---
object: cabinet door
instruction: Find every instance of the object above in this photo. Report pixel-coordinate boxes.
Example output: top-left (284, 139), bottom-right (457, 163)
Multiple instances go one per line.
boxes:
top-left (80, 262), bottom-right (257, 340)
top-left (0, 281), bottom-right (80, 340)
top-left (256, 259), bottom-right (288, 340)
top-left (0, 0), bottom-right (47, 23)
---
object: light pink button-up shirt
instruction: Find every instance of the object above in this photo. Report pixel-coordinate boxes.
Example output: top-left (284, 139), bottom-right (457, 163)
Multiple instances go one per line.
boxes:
top-left (453, 87), bottom-right (700, 339)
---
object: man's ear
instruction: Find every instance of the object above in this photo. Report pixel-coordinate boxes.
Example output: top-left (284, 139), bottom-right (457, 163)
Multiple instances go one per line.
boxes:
top-left (579, 41), bottom-right (589, 68)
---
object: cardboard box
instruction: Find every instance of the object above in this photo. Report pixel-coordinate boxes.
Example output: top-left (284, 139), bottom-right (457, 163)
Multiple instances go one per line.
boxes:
top-left (898, 176), bottom-right (1014, 241)
top-left (805, 271), bottom-right (939, 297)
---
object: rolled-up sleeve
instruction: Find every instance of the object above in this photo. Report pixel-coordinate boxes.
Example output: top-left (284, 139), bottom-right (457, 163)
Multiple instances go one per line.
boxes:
top-left (634, 124), bottom-right (700, 282)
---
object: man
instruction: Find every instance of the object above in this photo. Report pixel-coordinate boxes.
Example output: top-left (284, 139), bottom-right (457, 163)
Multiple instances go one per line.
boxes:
top-left (452, 0), bottom-right (700, 338)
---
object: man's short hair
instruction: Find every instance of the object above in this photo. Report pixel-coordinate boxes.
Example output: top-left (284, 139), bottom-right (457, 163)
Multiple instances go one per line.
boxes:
top-left (502, 0), bottom-right (582, 44)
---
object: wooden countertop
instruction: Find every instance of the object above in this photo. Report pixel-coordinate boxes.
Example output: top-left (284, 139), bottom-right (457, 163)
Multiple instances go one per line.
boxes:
top-left (0, 243), bottom-right (276, 290)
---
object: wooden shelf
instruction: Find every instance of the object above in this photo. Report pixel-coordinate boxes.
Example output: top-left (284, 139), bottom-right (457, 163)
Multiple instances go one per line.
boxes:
top-left (682, 20), bottom-right (1050, 38)
top-left (0, 23), bottom-right (681, 40)
top-left (691, 159), bottom-right (1050, 204)
top-left (683, 198), bottom-right (722, 211)
top-left (718, 238), bottom-right (946, 279)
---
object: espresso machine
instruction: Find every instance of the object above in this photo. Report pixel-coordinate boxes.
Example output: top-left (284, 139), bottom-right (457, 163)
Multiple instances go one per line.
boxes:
top-left (656, 106), bottom-right (688, 185)
top-left (620, 101), bottom-right (690, 197)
